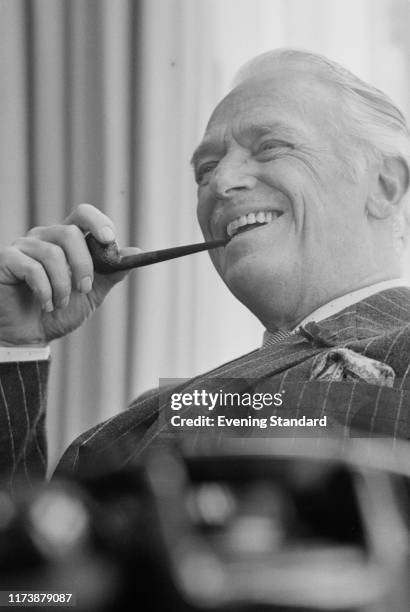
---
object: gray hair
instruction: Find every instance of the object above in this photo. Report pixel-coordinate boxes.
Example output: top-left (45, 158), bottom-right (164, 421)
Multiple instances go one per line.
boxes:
top-left (233, 49), bottom-right (410, 238)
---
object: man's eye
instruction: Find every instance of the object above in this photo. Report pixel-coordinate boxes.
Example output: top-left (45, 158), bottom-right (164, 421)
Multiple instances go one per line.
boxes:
top-left (195, 161), bottom-right (218, 184)
top-left (256, 140), bottom-right (291, 156)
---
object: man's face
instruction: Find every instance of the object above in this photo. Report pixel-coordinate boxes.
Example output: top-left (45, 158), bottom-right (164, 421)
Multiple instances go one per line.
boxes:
top-left (194, 70), bottom-right (377, 328)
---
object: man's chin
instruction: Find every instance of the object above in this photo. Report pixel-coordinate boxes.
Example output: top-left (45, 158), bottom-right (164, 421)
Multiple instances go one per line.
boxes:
top-left (222, 263), bottom-right (279, 306)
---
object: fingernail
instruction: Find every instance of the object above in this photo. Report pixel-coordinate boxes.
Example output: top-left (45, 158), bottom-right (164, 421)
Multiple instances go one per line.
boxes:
top-left (78, 276), bottom-right (92, 293)
top-left (56, 296), bottom-right (70, 309)
top-left (44, 300), bottom-right (54, 313)
top-left (99, 226), bottom-right (115, 242)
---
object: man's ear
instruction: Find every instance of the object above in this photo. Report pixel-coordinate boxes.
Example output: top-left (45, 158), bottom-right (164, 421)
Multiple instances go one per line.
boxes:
top-left (366, 156), bottom-right (410, 219)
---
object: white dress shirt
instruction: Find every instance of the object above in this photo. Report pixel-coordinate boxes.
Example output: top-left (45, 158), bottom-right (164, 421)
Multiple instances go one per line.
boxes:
top-left (0, 344), bottom-right (51, 363)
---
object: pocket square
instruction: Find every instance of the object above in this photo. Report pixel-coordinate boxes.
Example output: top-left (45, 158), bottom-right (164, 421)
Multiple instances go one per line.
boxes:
top-left (310, 348), bottom-right (395, 387)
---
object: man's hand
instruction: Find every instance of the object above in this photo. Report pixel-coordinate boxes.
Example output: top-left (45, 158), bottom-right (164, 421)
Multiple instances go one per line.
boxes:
top-left (0, 204), bottom-right (140, 346)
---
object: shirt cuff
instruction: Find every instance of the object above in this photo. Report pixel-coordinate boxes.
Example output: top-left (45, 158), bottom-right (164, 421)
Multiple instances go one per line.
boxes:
top-left (0, 346), bottom-right (51, 363)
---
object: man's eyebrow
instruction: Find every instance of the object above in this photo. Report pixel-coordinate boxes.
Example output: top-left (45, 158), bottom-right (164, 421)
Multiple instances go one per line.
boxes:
top-left (244, 121), bottom-right (300, 140)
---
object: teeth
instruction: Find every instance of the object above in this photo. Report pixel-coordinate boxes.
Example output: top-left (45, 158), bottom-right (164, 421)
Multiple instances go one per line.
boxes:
top-left (226, 210), bottom-right (281, 238)
top-left (228, 219), bottom-right (239, 236)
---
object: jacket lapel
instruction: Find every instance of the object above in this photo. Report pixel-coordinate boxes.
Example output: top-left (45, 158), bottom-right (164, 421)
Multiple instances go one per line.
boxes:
top-left (136, 287), bottom-right (410, 452)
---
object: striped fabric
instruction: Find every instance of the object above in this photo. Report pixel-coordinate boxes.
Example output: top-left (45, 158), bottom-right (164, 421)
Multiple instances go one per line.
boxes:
top-left (1, 287), bottom-right (410, 487)
top-left (0, 360), bottom-right (48, 491)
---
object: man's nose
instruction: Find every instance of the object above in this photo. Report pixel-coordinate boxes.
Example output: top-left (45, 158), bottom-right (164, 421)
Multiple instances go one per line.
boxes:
top-left (209, 154), bottom-right (256, 198)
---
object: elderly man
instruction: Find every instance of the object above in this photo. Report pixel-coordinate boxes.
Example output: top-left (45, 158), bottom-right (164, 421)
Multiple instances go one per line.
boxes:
top-left (0, 49), bottom-right (409, 485)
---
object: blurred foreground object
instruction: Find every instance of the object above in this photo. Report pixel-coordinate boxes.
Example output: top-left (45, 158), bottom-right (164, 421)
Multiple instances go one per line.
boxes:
top-left (0, 438), bottom-right (409, 611)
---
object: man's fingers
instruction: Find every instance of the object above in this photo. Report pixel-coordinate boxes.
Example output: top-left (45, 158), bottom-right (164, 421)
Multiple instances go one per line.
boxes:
top-left (9, 205), bottom-right (128, 310)
top-left (0, 206), bottom-right (128, 345)
top-left (0, 246), bottom-right (53, 311)
top-left (12, 238), bottom-right (72, 308)
top-left (63, 203), bottom-right (117, 243)
top-left (25, 225), bottom-right (94, 294)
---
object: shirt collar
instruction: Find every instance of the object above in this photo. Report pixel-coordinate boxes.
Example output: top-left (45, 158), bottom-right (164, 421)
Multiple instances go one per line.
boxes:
top-left (262, 278), bottom-right (406, 348)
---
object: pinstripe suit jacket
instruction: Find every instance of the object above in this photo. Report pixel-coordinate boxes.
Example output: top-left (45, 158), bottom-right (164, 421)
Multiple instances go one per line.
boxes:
top-left (1, 287), bottom-right (410, 487)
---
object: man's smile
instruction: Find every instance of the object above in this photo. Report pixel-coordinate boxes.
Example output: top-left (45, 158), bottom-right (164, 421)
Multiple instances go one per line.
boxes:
top-left (226, 210), bottom-right (284, 238)
top-left (210, 206), bottom-right (287, 240)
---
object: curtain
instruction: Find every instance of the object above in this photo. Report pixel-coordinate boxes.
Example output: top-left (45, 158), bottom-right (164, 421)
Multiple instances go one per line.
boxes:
top-left (1, 0), bottom-right (409, 468)
top-left (1, 0), bottom-right (141, 467)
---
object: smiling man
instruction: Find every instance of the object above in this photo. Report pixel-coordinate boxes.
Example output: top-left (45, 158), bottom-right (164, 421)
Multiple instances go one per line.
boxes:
top-left (194, 53), bottom-right (409, 332)
top-left (0, 49), bottom-right (410, 485)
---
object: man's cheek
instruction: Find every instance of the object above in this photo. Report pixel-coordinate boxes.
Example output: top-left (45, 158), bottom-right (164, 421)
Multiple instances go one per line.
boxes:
top-left (196, 202), bottom-right (211, 236)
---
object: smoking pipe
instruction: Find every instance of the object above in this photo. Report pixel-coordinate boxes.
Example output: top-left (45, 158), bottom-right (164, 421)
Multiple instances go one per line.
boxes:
top-left (86, 233), bottom-right (229, 274)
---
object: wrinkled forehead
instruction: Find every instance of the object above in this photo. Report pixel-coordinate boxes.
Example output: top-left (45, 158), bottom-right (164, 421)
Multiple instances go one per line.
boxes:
top-left (204, 70), bottom-right (339, 136)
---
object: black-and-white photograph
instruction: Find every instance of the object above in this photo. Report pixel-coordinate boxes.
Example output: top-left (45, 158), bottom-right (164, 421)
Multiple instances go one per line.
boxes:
top-left (0, 0), bottom-right (409, 609)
